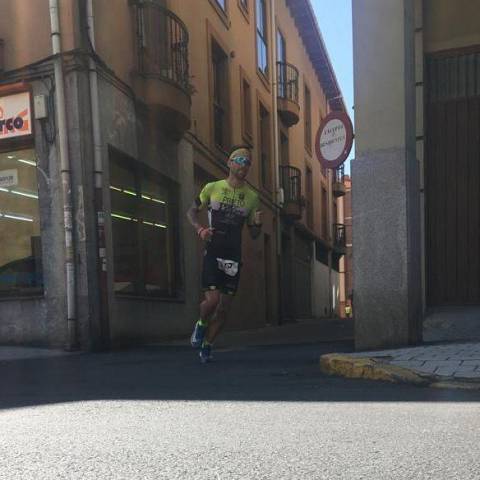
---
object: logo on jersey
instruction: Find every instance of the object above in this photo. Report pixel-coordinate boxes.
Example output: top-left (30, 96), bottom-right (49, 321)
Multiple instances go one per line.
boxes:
top-left (216, 258), bottom-right (239, 277)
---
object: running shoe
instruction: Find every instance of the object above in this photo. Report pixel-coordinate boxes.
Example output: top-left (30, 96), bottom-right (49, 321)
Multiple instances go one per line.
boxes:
top-left (190, 321), bottom-right (207, 348)
top-left (199, 343), bottom-right (213, 364)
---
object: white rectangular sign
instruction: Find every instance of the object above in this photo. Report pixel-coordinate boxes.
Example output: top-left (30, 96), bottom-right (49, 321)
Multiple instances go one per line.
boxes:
top-left (0, 91), bottom-right (32, 140)
top-left (0, 169), bottom-right (18, 188)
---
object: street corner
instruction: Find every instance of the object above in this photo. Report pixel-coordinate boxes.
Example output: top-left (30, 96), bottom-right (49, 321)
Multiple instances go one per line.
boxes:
top-left (319, 353), bottom-right (433, 387)
top-left (319, 352), bottom-right (480, 390)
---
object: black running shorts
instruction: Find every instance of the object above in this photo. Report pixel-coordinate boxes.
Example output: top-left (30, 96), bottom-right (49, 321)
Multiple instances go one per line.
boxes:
top-left (201, 250), bottom-right (242, 296)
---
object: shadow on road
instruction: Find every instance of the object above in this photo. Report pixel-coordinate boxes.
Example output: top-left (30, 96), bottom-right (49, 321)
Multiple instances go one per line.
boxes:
top-left (1, 341), bottom-right (480, 411)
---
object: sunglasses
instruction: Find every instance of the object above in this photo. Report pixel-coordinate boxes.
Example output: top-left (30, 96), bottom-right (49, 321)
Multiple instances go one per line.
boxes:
top-left (231, 156), bottom-right (252, 167)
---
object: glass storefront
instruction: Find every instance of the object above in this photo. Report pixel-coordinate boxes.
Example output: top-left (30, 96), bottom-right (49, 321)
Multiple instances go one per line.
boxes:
top-left (109, 149), bottom-right (180, 298)
top-left (0, 148), bottom-right (43, 295)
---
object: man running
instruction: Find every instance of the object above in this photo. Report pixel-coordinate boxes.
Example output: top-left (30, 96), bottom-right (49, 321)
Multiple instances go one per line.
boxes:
top-left (187, 145), bottom-right (262, 363)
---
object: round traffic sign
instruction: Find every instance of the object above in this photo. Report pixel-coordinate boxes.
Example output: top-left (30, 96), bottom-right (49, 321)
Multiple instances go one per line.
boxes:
top-left (315, 111), bottom-right (353, 170)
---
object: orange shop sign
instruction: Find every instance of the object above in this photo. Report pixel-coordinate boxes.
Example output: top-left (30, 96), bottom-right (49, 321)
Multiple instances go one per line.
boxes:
top-left (0, 91), bottom-right (32, 140)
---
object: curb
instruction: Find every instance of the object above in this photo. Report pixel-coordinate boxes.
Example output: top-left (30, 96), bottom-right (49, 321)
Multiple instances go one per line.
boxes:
top-left (320, 354), bottom-right (480, 390)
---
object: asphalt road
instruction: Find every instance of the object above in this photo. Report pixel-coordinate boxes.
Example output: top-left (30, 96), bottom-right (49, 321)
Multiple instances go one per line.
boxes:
top-left (1, 342), bottom-right (479, 480)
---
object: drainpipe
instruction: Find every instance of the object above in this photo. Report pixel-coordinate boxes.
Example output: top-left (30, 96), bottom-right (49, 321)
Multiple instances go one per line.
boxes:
top-left (270, 0), bottom-right (283, 323)
top-left (86, 0), bottom-right (110, 348)
top-left (49, 0), bottom-right (78, 350)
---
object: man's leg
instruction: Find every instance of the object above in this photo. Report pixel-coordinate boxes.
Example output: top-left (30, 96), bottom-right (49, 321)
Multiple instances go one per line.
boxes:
top-left (205, 293), bottom-right (234, 345)
top-left (191, 289), bottom-right (220, 348)
top-left (200, 289), bottom-right (220, 322)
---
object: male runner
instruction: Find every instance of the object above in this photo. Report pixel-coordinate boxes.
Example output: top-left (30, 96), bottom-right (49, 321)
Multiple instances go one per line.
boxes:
top-left (187, 145), bottom-right (262, 363)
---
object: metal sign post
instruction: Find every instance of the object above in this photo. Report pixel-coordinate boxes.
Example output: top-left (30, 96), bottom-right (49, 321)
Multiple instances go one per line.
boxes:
top-left (315, 110), bottom-right (353, 317)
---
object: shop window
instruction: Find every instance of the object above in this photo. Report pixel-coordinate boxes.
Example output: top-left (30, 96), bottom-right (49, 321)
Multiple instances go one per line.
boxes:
top-left (109, 149), bottom-right (180, 298)
top-left (0, 149), bottom-right (43, 295)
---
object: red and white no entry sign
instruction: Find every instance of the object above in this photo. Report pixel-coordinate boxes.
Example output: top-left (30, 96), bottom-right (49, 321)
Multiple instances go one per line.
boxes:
top-left (315, 110), bottom-right (353, 170)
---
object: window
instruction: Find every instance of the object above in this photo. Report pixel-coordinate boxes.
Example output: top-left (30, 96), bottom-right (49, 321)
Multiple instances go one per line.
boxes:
top-left (319, 110), bottom-right (326, 176)
top-left (280, 131), bottom-right (289, 166)
top-left (321, 186), bottom-right (328, 239)
top-left (259, 102), bottom-right (272, 190)
top-left (277, 30), bottom-right (287, 97)
top-left (211, 39), bottom-right (229, 150)
top-left (304, 85), bottom-right (312, 151)
top-left (256, 0), bottom-right (268, 75)
top-left (215, 0), bottom-right (226, 11)
top-left (305, 166), bottom-right (313, 229)
top-left (109, 149), bottom-right (180, 298)
top-left (0, 149), bottom-right (43, 295)
top-left (241, 76), bottom-right (253, 141)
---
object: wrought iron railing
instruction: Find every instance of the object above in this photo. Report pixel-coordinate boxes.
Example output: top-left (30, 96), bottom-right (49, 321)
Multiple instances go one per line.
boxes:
top-left (334, 165), bottom-right (345, 183)
top-left (134, 1), bottom-right (190, 92)
top-left (280, 165), bottom-right (302, 203)
top-left (333, 223), bottom-right (346, 249)
top-left (277, 61), bottom-right (299, 104)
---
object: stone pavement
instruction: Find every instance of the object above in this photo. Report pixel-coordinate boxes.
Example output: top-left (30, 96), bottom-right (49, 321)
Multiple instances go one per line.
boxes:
top-left (320, 342), bottom-right (480, 389)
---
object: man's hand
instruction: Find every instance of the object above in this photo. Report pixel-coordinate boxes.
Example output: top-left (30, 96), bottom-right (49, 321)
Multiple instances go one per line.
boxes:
top-left (198, 227), bottom-right (215, 241)
top-left (254, 210), bottom-right (263, 226)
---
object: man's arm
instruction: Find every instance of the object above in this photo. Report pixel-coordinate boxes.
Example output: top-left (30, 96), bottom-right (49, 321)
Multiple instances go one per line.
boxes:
top-left (187, 201), bottom-right (214, 241)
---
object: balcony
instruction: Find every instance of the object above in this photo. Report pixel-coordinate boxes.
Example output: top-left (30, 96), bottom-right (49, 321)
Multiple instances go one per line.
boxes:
top-left (333, 223), bottom-right (346, 254)
top-left (333, 165), bottom-right (346, 197)
top-left (131, 1), bottom-right (191, 138)
top-left (276, 62), bottom-right (300, 127)
top-left (280, 166), bottom-right (304, 221)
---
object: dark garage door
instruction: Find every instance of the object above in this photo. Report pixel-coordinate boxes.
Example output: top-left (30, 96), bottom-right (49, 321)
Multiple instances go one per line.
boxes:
top-left (426, 49), bottom-right (480, 306)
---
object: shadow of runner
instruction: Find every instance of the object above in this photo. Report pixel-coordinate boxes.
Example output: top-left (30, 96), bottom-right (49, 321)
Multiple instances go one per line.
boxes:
top-left (1, 342), bottom-right (480, 411)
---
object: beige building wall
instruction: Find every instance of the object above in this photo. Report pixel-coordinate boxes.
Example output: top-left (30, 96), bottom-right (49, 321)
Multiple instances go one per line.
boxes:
top-left (424, 0), bottom-right (480, 53)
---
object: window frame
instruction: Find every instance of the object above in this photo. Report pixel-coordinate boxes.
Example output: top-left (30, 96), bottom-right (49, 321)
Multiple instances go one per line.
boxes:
top-left (0, 146), bottom-right (44, 298)
top-left (304, 82), bottom-right (312, 153)
top-left (240, 67), bottom-right (253, 145)
top-left (255, 0), bottom-right (269, 81)
top-left (238, 0), bottom-right (249, 21)
top-left (305, 163), bottom-right (314, 230)
top-left (257, 95), bottom-right (273, 193)
top-left (208, 28), bottom-right (231, 154)
top-left (208, 0), bottom-right (230, 28)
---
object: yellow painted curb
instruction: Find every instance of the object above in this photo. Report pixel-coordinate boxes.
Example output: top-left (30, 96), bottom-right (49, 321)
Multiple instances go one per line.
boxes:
top-left (320, 354), bottom-right (480, 390)
top-left (320, 354), bottom-right (431, 386)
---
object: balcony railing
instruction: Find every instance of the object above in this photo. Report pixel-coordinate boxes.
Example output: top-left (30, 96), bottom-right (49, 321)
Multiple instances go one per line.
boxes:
top-left (280, 165), bottom-right (301, 202)
top-left (135, 1), bottom-right (190, 92)
top-left (335, 165), bottom-right (345, 183)
top-left (280, 166), bottom-right (303, 220)
top-left (333, 223), bottom-right (346, 250)
top-left (333, 165), bottom-right (346, 197)
top-left (276, 61), bottom-right (299, 104)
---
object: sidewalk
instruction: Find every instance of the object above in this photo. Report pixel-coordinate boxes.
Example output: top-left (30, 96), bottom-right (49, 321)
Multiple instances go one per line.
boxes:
top-left (320, 342), bottom-right (480, 390)
top-left (158, 317), bottom-right (354, 349)
top-left (0, 346), bottom-right (77, 363)
top-left (0, 318), bottom-right (353, 362)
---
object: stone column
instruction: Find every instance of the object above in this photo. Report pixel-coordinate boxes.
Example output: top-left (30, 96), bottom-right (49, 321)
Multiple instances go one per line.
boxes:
top-left (352, 0), bottom-right (422, 350)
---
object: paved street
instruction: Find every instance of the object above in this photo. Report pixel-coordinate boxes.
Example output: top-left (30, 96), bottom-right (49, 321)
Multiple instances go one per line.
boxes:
top-left (1, 342), bottom-right (480, 480)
